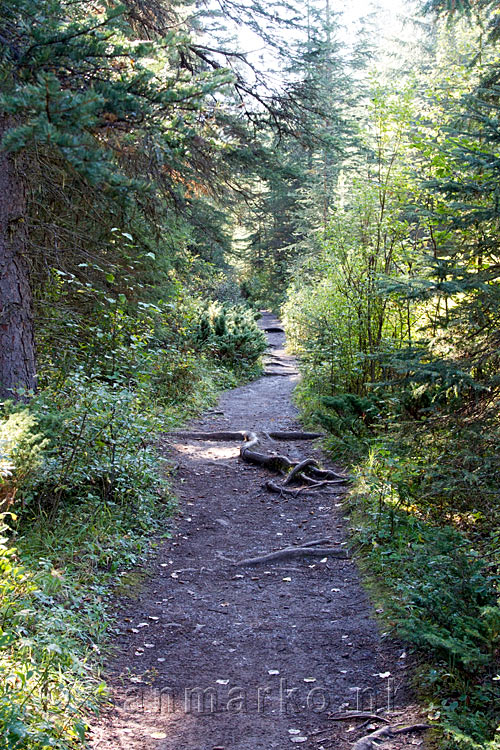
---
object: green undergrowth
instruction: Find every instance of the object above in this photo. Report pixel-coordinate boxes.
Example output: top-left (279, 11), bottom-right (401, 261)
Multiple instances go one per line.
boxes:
top-left (349, 474), bottom-right (500, 749)
top-left (0, 498), bottom-right (170, 750)
top-left (293, 382), bottom-right (500, 749)
top-left (0, 301), bottom-right (265, 749)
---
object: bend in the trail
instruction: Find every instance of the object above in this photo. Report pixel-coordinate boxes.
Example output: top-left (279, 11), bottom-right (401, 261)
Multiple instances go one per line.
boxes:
top-left (91, 312), bottom-right (424, 750)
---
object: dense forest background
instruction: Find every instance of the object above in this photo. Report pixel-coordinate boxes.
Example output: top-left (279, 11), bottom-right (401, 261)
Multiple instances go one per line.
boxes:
top-left (0, 0), bottom-right (499, 748)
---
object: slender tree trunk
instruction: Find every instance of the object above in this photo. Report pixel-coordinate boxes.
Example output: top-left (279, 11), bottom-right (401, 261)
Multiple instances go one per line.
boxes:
top-left (0, 115), bottom-right (36, 400)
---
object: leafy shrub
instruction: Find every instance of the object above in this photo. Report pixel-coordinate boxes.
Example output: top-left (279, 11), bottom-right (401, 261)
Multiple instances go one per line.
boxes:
top-left (315, 393), bottom-right (381, 439)
top-left (197, 303), bottom-right (267, 374)
top-left (351, 444), bottom-right (500, 749)
top-left (0, 521), bottom-right (102, 748)
top-left (1, 374), bottom-right (163, 524)
top-left (0, 411), bottom-right (48, 515)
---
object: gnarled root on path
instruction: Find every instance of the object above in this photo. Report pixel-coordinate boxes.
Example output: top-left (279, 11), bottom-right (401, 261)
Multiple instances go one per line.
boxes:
top-left (240, 431), bottom-right (296, 473)
top-left (170, 429), bottom-right (349, 493)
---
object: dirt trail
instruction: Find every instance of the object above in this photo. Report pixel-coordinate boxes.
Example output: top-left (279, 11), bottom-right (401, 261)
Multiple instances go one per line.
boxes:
top-left (91, 313), bottom-right (424, 750)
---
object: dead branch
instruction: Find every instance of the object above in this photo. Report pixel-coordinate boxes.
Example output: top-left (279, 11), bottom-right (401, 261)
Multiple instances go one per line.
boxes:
top-left (235, 545), bottom-right (349, 566)
top-left (332, 713), bottom-right (389, 723)
top-left (313, 714), bottom-right (390, 729)
top-left (352, 723), bottom-right (430, 750)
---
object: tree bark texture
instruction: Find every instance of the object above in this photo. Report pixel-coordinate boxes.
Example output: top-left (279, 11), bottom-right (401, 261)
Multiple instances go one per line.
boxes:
top-left (0, 115), bottom-right (36, 400)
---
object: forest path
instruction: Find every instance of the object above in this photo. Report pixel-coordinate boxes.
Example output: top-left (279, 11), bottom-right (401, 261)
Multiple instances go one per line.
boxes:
top-left (91, 313), bottom-right (423, 750)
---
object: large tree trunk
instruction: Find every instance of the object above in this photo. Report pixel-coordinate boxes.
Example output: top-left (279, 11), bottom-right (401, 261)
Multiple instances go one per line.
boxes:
top-left (0, 116), bottom-right (36, 401)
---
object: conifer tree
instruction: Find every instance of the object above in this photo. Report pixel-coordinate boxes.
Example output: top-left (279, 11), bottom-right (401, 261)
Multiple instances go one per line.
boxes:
top-left (0, 0), bottom-right (238, 399)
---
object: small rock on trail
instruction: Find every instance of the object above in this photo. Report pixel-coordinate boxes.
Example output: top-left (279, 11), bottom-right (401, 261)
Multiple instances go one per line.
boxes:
top-left (91, 312), bottom-right (423, 750)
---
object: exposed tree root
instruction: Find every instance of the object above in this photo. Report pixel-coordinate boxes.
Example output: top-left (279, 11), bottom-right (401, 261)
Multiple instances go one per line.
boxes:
top-left (352, 723), bottom-right (429, 750)
top-left (300, 538), bottom-right (331, 547)
top-left (170, 430), bottom-right (323, 442)
top-left (169, 429), bottom-right (347, 494)
top-left (308, 465), bottom-right (346, 480)
top-left (265, 480), bottom-right (317, 495)
top-left (240, 431), bottom-right (296, 473)
top-left (268, 431), bottom-right (323, 440)
top-left (236, 545), bottom-right (349, 566)
top-left (170, 431), bottom-right (247, 441)
top-left (283, 458), bottom-right (318, 485)
top-left (265, 481), bottom-right (341, 496)
top-left (263, 370), bottom-right (297, 376)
